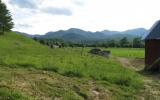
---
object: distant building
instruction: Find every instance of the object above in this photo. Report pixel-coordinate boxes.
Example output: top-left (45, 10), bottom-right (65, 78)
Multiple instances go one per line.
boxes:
top-left (144, 20), bottom-right (160, 71)
top-left (51, 45), bottom-right (59, 48)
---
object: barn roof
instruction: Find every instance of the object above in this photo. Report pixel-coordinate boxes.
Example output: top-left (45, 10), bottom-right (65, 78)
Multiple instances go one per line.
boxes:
top-left (145, 20), bottom-right (160, 40)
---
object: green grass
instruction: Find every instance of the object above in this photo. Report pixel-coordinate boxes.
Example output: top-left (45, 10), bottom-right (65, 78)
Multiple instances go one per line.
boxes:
top-left (0, 32), bottom-right (145, 99)
top-left (0, 87), bottom-right (28, 100)
top-left (107, 48), bottom-right (144, 58)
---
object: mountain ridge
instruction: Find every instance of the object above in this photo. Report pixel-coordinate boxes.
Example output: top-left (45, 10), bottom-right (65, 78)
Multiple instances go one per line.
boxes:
top-left (16, 28), bottom-right (148, 42)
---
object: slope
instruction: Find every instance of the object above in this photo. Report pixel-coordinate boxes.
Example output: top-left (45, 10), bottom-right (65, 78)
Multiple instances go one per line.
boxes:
top-left (0, 32), bottom-right (144, 99)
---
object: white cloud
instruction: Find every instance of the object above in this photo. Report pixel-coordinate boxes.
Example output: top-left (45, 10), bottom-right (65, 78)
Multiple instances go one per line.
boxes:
top-left (41, 7), bottom-right (72, 16)
top-left (2, 0), bottom-right (160, 34)
top-left (9, 0), bottom-right (38, 9)
top-left (71, 0), bottom-right (85, 6)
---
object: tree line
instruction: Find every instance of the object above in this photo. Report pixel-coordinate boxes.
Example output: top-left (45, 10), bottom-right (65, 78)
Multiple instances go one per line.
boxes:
top-left (34, 37), bottom-right (144, 48)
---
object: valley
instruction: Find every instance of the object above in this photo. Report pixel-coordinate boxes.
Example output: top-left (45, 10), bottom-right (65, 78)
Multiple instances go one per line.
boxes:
top-left (0, 32), bottom-right (159, 100)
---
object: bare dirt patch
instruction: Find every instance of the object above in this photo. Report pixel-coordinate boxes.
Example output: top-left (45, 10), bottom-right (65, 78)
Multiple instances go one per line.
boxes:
top-left (116, 57), bottom-right (160, 99)
top-left (117, 57), bottom-right (144, 70)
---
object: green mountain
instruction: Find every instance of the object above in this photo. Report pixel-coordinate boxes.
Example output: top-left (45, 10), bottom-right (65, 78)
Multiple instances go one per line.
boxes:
top-left (39, 28), bottom-right (148, 44)
top-left (16, 28), bottom-right (148, 43)
top-left (102, 28), bottom-right (148, 40)
top-left (40, 28), bottom-right (107, 42)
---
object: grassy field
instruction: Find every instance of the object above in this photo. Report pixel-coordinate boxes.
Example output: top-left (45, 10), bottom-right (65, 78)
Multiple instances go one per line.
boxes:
top-left (0, 32), bottom-right (158, 99)
top-left (107, 48), bottom-right (144, 58)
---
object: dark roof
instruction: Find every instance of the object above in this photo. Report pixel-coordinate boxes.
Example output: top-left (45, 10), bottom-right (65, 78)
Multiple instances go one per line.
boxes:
top-left (145, 20), bottom-right (160, 40)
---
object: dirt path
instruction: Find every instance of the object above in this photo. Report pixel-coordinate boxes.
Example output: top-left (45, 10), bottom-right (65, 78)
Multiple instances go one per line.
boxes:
top-left (117, 57), bottom-right (160, 100)
top-left (117, 57), bottom-right (138, 70)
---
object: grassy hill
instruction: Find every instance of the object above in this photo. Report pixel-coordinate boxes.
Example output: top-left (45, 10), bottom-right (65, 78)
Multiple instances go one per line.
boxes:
top-left (0, 32), bottom-right (156, 99)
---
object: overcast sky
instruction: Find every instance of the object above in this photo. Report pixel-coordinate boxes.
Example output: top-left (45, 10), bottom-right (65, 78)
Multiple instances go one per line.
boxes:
top-left (2, 0), bottom-right (160, 35)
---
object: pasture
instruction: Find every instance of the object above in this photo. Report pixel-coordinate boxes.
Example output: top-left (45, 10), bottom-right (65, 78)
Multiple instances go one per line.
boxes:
top-left (0, 32), bottom-right (160, 99)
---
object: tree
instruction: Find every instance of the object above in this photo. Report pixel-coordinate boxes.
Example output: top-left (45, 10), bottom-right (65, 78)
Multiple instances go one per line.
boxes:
top-left (133, 37), bottom-right (143, 48)
top-left (33, 37), bottom-right (38, 41)
top-left (119, 37), bottom-right (129, 47)
top-left (0, 0), bottom-right (14, 35)
top-left (108, 40), bottom-right (117, 47)
top-left (39, 39), bottom-right (45, 44)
